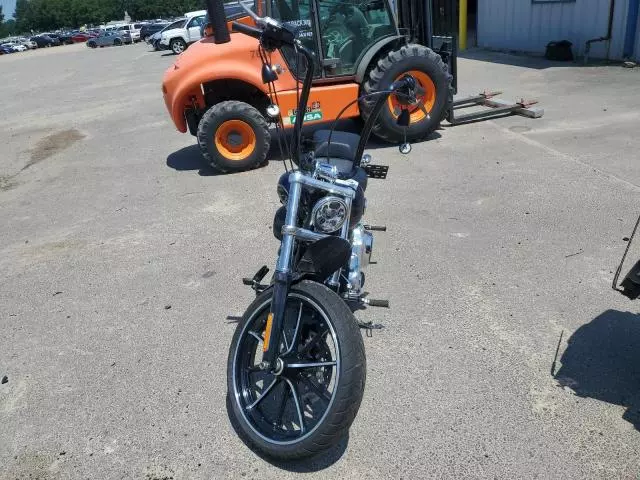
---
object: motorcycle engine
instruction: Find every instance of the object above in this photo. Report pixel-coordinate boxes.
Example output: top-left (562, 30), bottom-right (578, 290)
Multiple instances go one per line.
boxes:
top-left (347, 225), bottom-right (373, 295)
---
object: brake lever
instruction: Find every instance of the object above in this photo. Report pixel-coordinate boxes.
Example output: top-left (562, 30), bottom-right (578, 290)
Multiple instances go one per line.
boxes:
top-left (239, 0), bottom-right (262, 22)
top-left (239, 0), bottom-right (282, 29)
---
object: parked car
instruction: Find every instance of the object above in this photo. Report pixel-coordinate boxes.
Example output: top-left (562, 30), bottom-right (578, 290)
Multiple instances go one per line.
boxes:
top-left (30, 36), bottom-right (50, 48)
top-left (9, 43), bottom-right (28, 52)
top-left (86, 31), bottom-right (130, 48)
top-left (2, 42), bottom-right (26, 52)
top-left (148, 19), bottom-right (184, 51)
top-left (56, 32), bottom-right (75, 45)
top-left (139, 22), bottom-right (168, 42)
top-left (159, 11), bottom-right (206, 54)
top-left (43, 34), bottom-right (64, 46)
top-left (20, 38), bottom-right (38, 49)
top-left (0, 44), bottom-right (15, 54)
top-left (31, 35), bottom-right (60, 47)
top-left (201, 0), bottom-right (244, 35)
top-left (117, 23), bottom-right (145, 42)
top-left (71, 32), bottom-right (95, 43)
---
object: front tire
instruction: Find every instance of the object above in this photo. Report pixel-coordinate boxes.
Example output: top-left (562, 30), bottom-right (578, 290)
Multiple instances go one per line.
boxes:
top-left (113, 38), bottom-right (122, 46)
top-left (197, 100), bottom-right (270, 173)
top-left (360, 44), bottom-right (453, 143)
top-left (227, 281), bottom-right (366, 460)
top-left (170, 38), bottom-right (186, 54)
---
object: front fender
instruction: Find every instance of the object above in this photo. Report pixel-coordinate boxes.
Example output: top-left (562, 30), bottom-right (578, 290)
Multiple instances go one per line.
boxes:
top-left (162, 35), bottom-right (296, 133)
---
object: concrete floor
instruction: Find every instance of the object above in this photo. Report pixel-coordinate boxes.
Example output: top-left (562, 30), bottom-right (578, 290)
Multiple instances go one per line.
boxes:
top-left (1, 43), bottom-right (639, 479)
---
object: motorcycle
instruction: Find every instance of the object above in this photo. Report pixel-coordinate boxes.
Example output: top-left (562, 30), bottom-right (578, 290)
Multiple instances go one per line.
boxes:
top-left (223, 3), bottom-right (427, 459)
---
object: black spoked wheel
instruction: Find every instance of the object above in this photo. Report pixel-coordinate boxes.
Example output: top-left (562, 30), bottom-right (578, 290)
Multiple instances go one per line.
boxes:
top-left (228, 281), bottom-right (365, 460)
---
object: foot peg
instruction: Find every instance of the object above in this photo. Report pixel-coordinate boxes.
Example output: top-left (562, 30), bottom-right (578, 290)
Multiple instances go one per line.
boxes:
top-left (363, 164), bottom-right (389, 179)
top-left (243, 265), bottom-right (269, 293)
top-left (357, 320), bottom-right (385, 337)
top-left (364, 224), bottom-right (387, 232)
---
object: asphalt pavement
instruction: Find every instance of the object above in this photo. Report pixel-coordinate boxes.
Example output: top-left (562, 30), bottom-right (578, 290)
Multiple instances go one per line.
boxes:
top-left (1, 42), bottom-right (639, 479)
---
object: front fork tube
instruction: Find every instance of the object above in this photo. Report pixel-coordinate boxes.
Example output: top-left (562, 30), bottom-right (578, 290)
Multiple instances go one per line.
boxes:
top-left (262, 179), bottom-right (303, 367)
top-left (328, 198), bottom-right (352, 288)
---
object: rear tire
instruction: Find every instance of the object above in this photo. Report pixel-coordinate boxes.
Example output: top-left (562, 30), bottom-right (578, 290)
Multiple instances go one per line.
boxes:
top-left (360, 44), bottom-right (452, 143)
top-left (114, 38), bottom-right (122, 46)
top-left (227, 281), bottom-right (366, 460)
top-left (197, 101), bottom-right (270, 173)
top-left (170, 38), bottom-right (186, 54)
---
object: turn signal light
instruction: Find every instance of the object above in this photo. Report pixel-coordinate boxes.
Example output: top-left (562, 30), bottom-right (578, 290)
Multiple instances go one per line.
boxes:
top-left (263, 313), bottom-right (274, 352)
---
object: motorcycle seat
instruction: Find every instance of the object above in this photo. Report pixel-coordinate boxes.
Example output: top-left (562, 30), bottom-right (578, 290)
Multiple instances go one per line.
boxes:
top-left (313, 130), bottom-right (360, 164)
top-left (313, 130), bottom-right (368, 191)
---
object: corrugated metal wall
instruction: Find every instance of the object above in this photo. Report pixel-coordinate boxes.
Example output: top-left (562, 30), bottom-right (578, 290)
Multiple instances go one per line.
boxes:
top-left (477, 0), bottom-right (636, 60)
top-left (635, 10), bottom-right (640, 58)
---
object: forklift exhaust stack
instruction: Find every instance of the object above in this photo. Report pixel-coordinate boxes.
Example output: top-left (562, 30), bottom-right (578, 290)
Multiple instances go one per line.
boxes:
top-left (205, 0), bottom-right (231, 44)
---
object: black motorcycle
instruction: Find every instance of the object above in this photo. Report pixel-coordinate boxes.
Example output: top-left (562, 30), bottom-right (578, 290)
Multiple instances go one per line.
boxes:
top-left (225, 4), bottom-right (427, 460)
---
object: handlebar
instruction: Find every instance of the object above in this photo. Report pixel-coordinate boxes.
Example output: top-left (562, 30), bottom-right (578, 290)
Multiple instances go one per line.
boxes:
top-left (231, 8), bottom-right (313, 165)
top-left (230, 4), bottom-right (425, 166)
top-left (231, 22), bottom-right (262, 40)
top-left (390, 75), bottom-right (419, 103)
top-left (231, 1), bottom-right (296, 49)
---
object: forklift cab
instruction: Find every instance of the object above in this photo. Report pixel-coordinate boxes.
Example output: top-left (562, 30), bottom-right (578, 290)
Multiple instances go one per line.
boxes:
top-left (267, 0), bottom-right (399, 77)
top-left (265, 0), bottom-right (457, 87)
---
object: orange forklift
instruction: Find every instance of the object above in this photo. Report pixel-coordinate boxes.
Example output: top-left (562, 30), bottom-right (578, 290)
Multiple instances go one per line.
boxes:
top-left (162, 0), bottom-right (458, 172)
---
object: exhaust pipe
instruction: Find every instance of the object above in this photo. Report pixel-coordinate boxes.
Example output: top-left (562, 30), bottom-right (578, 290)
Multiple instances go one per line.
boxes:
top-left (205, 0), bottom-right (231, 44)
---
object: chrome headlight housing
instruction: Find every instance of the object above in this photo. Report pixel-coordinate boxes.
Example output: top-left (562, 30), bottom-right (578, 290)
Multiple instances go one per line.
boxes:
top-left (312, 196), bottom-right (348, 233)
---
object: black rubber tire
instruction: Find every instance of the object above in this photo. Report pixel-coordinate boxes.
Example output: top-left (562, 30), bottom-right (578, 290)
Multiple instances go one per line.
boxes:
top-left (360, 44), bottom-right (453, 143)
top-left (113, 38), bottom-right (122, 46)
top-left (87, 42), bottom-right (96, 49)
top-left (170, 38), bottom-right (186, 55)
top-left (227, 280), bottom-right (366, 460)
top-left (197, 100), bottom-right (270, 173)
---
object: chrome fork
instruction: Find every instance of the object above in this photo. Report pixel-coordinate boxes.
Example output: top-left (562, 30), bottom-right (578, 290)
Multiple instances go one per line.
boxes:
top-left (276, 171), bottom-right (356, 278)
top-left (263, 171), bottom-right (357, 367)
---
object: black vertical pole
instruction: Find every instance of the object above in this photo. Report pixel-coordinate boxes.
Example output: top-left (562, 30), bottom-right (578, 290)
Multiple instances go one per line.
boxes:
top-left (205, 0), bottom-right (231, 44)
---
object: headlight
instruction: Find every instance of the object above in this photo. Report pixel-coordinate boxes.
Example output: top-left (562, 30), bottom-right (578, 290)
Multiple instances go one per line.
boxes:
top-left (312, 196), bottom-right (348, 233)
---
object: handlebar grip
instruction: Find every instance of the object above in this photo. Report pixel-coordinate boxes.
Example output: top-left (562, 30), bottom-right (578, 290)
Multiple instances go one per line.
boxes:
top-left (390, 75), bottom-right (416, 92)
top-left (231, 22), bottom-right (262, 39)
top-left (367, 299), bottom-right (390, 308)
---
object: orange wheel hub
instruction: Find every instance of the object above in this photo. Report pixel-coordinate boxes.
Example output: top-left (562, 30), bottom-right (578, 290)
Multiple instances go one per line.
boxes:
top-left (388, 70), bottom-right (437, 124)
top-left (214, 120), bottom-right (257, 161)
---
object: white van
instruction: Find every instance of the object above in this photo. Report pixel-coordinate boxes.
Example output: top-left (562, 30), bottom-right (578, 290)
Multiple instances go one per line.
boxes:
top-left (117, 23), bottom-right (146, 42)
top-left (159, 11), bottom-right (207, 55)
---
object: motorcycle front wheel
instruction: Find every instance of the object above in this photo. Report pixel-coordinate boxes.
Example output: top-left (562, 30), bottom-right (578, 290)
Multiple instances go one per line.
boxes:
top-left (227, 280), bottom-right (366, 460)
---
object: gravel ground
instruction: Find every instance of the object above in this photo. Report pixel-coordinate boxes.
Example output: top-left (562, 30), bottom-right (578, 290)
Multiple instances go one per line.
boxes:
top-left (1, 42), bottom-right (639, 479)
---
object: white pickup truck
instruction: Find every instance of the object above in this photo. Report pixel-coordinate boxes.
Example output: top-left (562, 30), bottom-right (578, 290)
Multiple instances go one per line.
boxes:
top-left (159, 10), bottom-right (206, 55)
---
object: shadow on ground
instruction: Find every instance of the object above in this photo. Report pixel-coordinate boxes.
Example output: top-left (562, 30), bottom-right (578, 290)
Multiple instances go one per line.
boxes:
top-left (225, 395), bottom-right (348, 472)
top-left (459, 48), bottom-right (624, 70)
top-left (166, 145), bottom-right (226, 176)
top-left (166, 121), bottom-right (441, 176)
top-left (555, 309), bottom-right (640, 430)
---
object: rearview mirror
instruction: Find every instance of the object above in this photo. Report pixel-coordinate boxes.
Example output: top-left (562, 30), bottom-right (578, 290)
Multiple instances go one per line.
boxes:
top-left (613, 213), bottom-right (640, 300)
top-left (620, 260), bottom-right (640, 299)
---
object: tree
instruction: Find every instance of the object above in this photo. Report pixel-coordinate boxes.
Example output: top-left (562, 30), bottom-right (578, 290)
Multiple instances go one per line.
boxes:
top-left (0, 5), bottom-right (4, 23)
top-left (0, 19), bottom-right (17, 37)
top-left (11, 0), bottom-right (207, 31)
